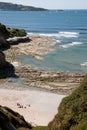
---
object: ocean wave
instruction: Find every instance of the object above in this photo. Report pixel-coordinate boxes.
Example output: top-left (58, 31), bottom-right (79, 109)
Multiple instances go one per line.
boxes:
top-left (27, 32), bottom-right (58, 37)
top-left (58, 31), bottom-right (79, 38)
top-left (80, 62), bottom-right (87, 67)
top-left (27, 31), bottom-right (79, 38)
top-left (38, 33), bottom-right (58, 37)
top-left (59, 42), bottom-right (83, 49)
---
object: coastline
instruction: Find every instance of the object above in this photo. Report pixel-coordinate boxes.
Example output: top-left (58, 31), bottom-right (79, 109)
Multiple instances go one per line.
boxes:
top-left (4, 34), bottom-right (85, 95)
top-left (0, 34), bottom-right (85, 126)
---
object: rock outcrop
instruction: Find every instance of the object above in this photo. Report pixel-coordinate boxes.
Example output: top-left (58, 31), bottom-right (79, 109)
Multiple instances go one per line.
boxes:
top-left (0, 23), bottom-right (29, 78)
top-left (0, 51), bottom-right (6, 68)
top-left (0, 51), bottom-right (16, 78)
top-left (0, 105), bottom-right (33, 130)
top-left (0, 36), bottom-right (9, 48)
top-left (0, 23), bottom-right (9, 38)
top-left (7, 36), bottom-right (31, 45)
top-left (0, 23), bottom-right (27, 49)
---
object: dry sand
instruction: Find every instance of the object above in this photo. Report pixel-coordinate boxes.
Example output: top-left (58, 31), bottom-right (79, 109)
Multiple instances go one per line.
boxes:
top-left (0, 88), bottom-right (65, 126)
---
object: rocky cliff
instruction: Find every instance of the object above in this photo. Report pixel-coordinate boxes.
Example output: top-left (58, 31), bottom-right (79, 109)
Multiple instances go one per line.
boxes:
top-left (0, 23), bottom-right (29, 78)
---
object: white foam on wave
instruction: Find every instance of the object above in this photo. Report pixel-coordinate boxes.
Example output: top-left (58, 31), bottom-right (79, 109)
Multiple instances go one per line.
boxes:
top-left (59, 42), bottom-right (83, 49)
top-left (27, 32), bottom-right (61, 43)
top-left (80, 62), bottom-right (87, 67)
top-left (58, 31), bottom-right (79, 38)
top-left (38, 33), bottom-right (58, 37)
top-left (27, 32), bottom-right (59, 38)
top-left (27, 31), bottom-right (79, 38)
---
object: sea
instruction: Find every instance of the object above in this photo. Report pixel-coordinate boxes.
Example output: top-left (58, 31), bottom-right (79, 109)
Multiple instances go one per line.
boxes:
top-left (0, 10), bottom-right (87, 73)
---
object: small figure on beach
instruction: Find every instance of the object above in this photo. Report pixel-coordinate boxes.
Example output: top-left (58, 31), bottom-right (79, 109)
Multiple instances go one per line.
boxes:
top-left (16, 103), bottom-right (23, 108)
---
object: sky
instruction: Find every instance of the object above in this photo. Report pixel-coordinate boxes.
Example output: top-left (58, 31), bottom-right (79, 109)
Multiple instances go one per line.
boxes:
top-left (0, 0), bottom-right (87, 9)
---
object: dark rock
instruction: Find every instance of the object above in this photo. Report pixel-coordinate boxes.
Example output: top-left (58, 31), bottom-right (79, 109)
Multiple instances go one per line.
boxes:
top-left (0, 51), bottom-right (6, 68)
top-left (0, 36), bottom-right (9, 49)
top-left (0, 61), bottom-right (17, 78)
top-left (0, 23), bottom-right (9, 38)
top-left (0, 51), bottom-right (17, 78)
top-left (7, 36), bottom-right (31, 45)
top-left (0, 105), bottom-right (33, 130)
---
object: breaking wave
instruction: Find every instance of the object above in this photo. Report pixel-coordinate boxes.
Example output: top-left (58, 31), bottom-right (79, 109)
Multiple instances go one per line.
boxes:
top-left (80, 62), bottom-right (87, 67)
top-left (27, 31), bottom-right (79, 38)
top-left (58, 31), bottom-right (79, 38)
top-left (59, 42), bottom-right (83, 49)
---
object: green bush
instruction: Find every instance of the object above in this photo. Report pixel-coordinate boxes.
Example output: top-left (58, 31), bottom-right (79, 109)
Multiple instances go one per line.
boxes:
top-left (71, 121), bottom-right (87, 130)
top-left (0, 23), bottom-right (26, 38)
top-left (46, 75), bottom-right (87, 130)
top-left (7, 28), bottom-right (26, 37)
top-left (32, 126), bottom-right (46, 130)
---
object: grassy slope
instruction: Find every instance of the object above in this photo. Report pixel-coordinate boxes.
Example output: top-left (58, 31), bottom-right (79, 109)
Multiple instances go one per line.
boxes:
top-left (46, 75), bottom-right (87, 130)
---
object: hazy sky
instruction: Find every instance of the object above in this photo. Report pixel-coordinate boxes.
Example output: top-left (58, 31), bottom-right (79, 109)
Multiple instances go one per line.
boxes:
top-left (0, 0), bottom-right (87, 9)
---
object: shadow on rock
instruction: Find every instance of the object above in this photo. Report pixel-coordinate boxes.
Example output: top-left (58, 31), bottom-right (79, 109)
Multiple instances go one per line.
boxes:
top-left (0, 51), bottom-right (18, 78)
top-left (7, 36), bottom-right (31, 45)
top-left (0, 36), bottom-right (10, 51)
top-left (0, 62), bottom-right (18, 79)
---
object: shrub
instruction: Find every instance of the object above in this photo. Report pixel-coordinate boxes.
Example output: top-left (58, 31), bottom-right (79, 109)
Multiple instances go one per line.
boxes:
top-left (32, 126), bottom-right (46, 130)
top-left (46, 75), bottom-right (87, 130)
top-left (7, 28), bottom-right (26, 37)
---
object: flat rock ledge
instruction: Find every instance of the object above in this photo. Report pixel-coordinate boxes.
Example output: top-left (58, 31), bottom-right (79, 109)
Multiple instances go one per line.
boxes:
top-left (16, 65), bottom-right (85, 95)
top-left (5, 34), bottom-right (56, 61)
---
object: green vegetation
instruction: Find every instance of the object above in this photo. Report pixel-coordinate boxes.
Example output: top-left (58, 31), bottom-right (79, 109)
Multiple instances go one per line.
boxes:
top-left (46, 75), bottom-right (87, 130)
top-left (7, 28), bottom-right (26, 37)
top-left (0, 23), bottom-right (26, 38)
top-left (32, 126), bottom-right (46, 130)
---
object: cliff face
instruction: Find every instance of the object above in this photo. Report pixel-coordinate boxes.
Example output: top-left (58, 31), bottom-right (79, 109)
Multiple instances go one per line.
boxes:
top-left (0, 2), bottom-right (47, 11)
top-left (0, 23), bottom-right (28, 78)
top-left (46, 76), bottom-right (87, 130)
top-left (0, 105), bottom-right (33, 130)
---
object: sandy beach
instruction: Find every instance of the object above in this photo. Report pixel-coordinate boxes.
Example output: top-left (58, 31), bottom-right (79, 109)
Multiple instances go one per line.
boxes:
top-left (0, 87), bottom-right (65, 126)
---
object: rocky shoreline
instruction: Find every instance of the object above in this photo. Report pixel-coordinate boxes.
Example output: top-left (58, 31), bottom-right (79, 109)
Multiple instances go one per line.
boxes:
top-left (5, 34), bottom-right (56, 61)
top-left (3, 34), bottom-right (85, 95)
top-left (15, 64), bottom-right (84, 95)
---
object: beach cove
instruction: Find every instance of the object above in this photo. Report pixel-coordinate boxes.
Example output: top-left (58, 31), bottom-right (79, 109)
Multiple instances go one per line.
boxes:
top-left (0, 10), bottom-right (87, 128)
top-left (0, 33), bottom-right (84, 126)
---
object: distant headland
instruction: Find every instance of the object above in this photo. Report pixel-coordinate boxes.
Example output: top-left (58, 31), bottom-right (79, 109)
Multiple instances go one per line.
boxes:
top-left (0, 2), bottom-right (47, 11)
